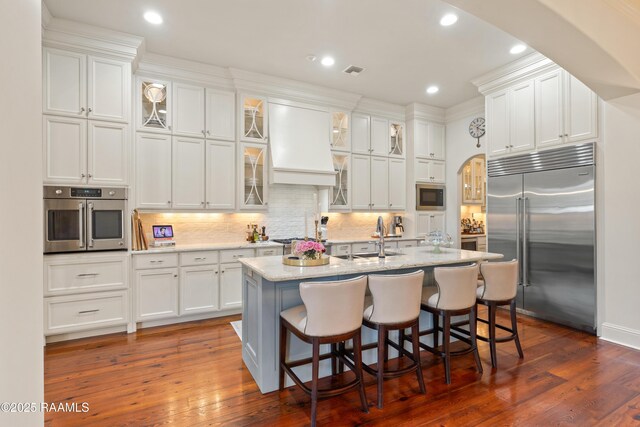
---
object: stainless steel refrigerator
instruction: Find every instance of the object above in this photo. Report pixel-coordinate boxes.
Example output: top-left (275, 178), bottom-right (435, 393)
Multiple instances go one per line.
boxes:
top-left (487, 143), bottom-right (596, 333)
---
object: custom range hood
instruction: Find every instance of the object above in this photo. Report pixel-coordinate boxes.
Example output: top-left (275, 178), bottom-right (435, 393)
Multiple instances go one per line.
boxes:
top-left (268, 100), bottom-right (336, 186)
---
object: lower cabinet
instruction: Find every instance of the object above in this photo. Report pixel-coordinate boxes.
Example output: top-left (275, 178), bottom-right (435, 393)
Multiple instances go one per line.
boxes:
top-left (135, 267), bottom-right (179, 321)
top-left (180, 265), bottom-right (219, 315)
top-left (45, 290), bottom-right (128, 335)
top-left (220, 263), bottom-right (243, 310)
top-left (417, 212), bottom-right (446, 237)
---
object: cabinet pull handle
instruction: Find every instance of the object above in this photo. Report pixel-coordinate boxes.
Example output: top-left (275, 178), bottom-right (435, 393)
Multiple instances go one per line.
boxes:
top-left (76, 273), bottom-right (99, 277)
top-left (78, 309), bottom-right (99, 314)
top-left (564, 134), bottom-right (568, 137)
top-left (194, 257), bottom-right (207, 261)
top-left (150, 260), bottom-right (164, 263)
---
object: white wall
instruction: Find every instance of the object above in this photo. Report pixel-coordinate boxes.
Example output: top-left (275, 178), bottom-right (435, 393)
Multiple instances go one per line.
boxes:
top-left (600, 93), bottom-right (640, 349)
top-left (444, 98), bottom-right (486, 245)
top-left (0, 0), bottom-right (44, 425)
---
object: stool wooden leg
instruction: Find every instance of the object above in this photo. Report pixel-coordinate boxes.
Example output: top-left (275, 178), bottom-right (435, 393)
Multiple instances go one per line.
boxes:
top-left (310, 338), bottom-right (320, 427)
top-left (338, 342), bottom-right (345, 374)
top-left (510, 300), bottom-right (524, 359)
top-left (470, 305), bottom-right (483, 374)
top-left (384, 329), bottom-right (389, 362)
top-left (399, 328), bottom-right (406, 352)
top-left (433, 312), bottom-right (439, 349)
top-left (279, 321), bottom-right (286, 391)
top-left (411, 323), bottom-right (426, 394)
top-left (353, 332), bottom-right (369, 413)
top-left (330, 343), bottom-right (337, 375)
top-left (488, 302), bottom-right (498, 368)
top-left (377, 325), bottom-right (386, 409)
top-left (443, 313), bottom-right (451, 385)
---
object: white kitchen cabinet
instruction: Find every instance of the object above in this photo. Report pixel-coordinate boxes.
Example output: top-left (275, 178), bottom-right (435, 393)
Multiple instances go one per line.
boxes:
top-left (370, 117), bottom-right (389, 156)
top-left (172, 136), bottom-right (205, 209)
top-left (417, 212), bottom-right (446, 237)
top-left (44, 252), bottom-right (129, 296)
top-left (352, 242), bottom-right (376, 253)
top-left (398, 240), bottom-right (418, 249)
top-left (414, 120), bottom-right (445, 160)
top-left (351, 113), bottom-right (370, 155)
top-left (43, 48), bottom-right (130, 122)
top-left (87, 121), bottom-right (128, 185)
top-left (240, 143), bottom-right (268, 210)
top-left (565, 74), bottom-right (598, 143)
top-left (510, 80), bottom-right (535, 153)
top-left (415, 159), bottom-right (445, 183)
top-left (137, 77), bottom-right (172, 133)
top-left (535, 70), bottom-right (564, 147)
top-left (240, 94), bottom-right (268, 142)
top-left (370, 156), bottom-right (389, 210)
top-left (256, 247), bottom-right (281, 257)
top-left (461, 156), bottom-right (485, 204)
top-left (135, 267), bottom-right (179, 321)
top-left (206, 140), bottom-right (236, 210)
top-left (135, 132), bottom-right (172, 209)
top-left (173, 82), bottom-right (205, 138)
top-left (486, 90), bottom-right (510, 157)
top-left (351, 154), bottom-right (371, 210)
top-left (330, 244), bottom-right (351, 256)
top-left (220, 263), bottom-right (243, 310)
top-left (330, 152), bottom-right (350, 211)
top-left (206, 89), bottom-right (235, 141)
top-left (180, 265), bottom-right (219, 315)
top-left (330, 111), bottom-right (350, 151)
top-left (389, 121), bottom-right (405, 158)
top-left (388, 158), bottom-right (406, 210)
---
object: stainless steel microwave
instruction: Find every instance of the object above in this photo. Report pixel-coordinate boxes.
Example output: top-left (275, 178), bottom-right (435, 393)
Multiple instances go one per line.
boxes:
top-left (416, 184), bottom-right (445, 211)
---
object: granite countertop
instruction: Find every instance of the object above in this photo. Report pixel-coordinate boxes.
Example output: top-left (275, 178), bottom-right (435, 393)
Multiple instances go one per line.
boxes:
top-left (132, 241), bottom-right (284, 255)
top-left (239, 246), bottom-right (503, 282)
top-left (460, 233), bottom-right (486, 237)
top-left (325, 236), bottom-right (421, 244)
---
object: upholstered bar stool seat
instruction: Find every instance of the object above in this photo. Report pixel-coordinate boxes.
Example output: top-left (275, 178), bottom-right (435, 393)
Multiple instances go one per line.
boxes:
top-left (476, 259), bottom-right (524, 368)
top-left (416, 264), bottom-right (483, 384)
top-left (279, 276), bottom-right (369, 427)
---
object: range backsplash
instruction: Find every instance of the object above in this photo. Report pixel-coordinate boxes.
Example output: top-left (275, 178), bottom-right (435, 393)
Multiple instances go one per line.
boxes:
top-left (138, 184), bottom-right (398, 244)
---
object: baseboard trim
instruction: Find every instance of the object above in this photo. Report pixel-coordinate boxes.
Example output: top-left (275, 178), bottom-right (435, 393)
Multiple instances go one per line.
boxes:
top-left (600, 322), bottom-right (640, 350)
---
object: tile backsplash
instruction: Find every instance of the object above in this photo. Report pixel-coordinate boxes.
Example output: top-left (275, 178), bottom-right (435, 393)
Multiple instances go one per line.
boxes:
top-left (139, 184), bottom-right (399, 244)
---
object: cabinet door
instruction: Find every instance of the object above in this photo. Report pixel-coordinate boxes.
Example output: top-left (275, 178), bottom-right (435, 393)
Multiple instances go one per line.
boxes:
top-left (471, 157), bottom-right (485, 203)
top-left (173, 83), bottom-right (206, 137)
top-left (415, 158), bottom-right (431, 183)
top-left (220, 263), bottom-right (243, 310)
top-left (462, 161), bottom-right (473, 203)
top-left (240, 143), bottom-right (268, 209)
top-left (88, 121), bottom-right (127, 185)
top-left (510, 81), bottom-right (535, 153)
top-left (370, 117), bottom-right (389, 156)
top-left (87, 56), bottom-right (130, 122)
top-left (414, 120), bottom-right (429, 158)
top-left (416, 213), bottom-right (430, 237)
top-left (351, 113), bottom-right (370, 154)
top-left (417, 212), bottom-right (446, 236)
top-left (206, 88), bottom-right (235, 141)
top-left (180, 265), bottom-right (219, 315)
top-left (206, 140), bottom-right (235, 210)
top-left (430, 161), bottom-right (446, 183)
top-left (535, 70), bottom-right (564, 148)
top-left (370, 156), bottom-right (389, 210)
top-left (428, 123), bottom-right (446, 160)
top-left (486, 90), bottom-right (510, 156)
top-left (135, 133), bottom-right (172, 209)
top-left (566, 73), bottom-right (598, 143)
top-left (135, 268), bottom-right (179, 321)
top-left (172, 136), bottom-right (205, 209)
top-left (331, 111), bottom-right (350, 151)
top-left (43, 48), bottom-right (86, 117)
top-left (43, 116), bottom-right (86, 184)
top-left (138, 77), bottom-right (171, 133)
top-left (388, 158), bottom-right (406, 210)
top-left (430, 212), bottom-right (446, 234)
top-left (351, 154), bottom-right (371, 210)
top-left (240, 94), bottom-right (268, 142)
top-left (389, 121), bottom-right (405, 158)
top-left (330, 152), bottom-right (350, 210)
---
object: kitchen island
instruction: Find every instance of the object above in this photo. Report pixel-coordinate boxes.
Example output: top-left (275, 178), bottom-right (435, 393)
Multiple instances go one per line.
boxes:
top-left (239, 246), bottom-right (503, 393)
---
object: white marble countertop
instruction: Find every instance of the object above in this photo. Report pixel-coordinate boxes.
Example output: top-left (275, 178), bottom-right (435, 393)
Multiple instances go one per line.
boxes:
top-left (132, 241), bottom-right (283, 255)
top-left (239, 246), bottom-right (503, 282)
top-left (325, 237), bottom-right (421, 244)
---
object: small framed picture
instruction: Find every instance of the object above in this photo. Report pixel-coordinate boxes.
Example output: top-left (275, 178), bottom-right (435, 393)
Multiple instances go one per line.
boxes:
top-left (152, 225), bottom-right (174, 239)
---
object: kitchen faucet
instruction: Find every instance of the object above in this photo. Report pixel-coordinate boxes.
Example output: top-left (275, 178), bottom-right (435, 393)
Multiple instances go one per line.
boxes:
top-left (376, 216), bottom-right (386, 258)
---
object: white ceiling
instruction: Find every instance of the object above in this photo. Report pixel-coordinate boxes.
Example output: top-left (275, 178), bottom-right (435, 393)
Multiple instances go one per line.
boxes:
top-left (44, 0), bottom-right (531, 108)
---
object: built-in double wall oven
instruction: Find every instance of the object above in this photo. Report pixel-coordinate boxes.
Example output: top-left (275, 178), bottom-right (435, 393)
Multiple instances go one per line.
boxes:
top-left (44, 186), bottom-right (128, 254)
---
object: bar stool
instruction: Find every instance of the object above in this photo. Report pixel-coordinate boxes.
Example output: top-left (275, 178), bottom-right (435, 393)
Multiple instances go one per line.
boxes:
top-left (279, 276), bottom-right (368, 427)
top-left (476, 260), bottom-right (524, 368)
top-left (419, 263), bottom-right (483, 384)
top-left (360, 270), bottom-right (426, 409)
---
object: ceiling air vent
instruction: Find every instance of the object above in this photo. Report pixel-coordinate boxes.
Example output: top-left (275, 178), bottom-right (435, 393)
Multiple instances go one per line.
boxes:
top-left (343, 65), bottom-right (365, 76)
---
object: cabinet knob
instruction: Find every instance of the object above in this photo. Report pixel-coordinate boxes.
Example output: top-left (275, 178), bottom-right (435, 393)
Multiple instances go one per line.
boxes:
top-left (167, 201), bottom-right (171, 204)
top-left (564, 133), bottom-right (568, 137)
top-left (510, 144), bottom-right (514, 148)
top-left (505, 145), bottom-right (510, 149)
top-left (87, 107), bottom-right (92, 114)
top-left (173, 274), bottom-right (178, 278)
top-left (207, 130), bottom-right (210, 136)
top-left (88, 173), bottom-right (92, 178)
top-left (201, 201), bottom-right (205, 205)
top-left (80, 107), bottom-right (85, 114)
top-left (81, 173), bottom-right (86, 178)
top-left (558, 135), bottom-right (563, 138)
top-left (389, 203), bottom-right (393, 206)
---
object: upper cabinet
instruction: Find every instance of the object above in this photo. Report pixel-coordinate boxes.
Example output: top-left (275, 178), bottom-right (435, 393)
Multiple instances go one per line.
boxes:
top-left (172, 83), bottom-right (236, 140)
top-left (240, 143), bottom-right (268, 210)
top-left (330, 111), bottom-right (350, 151)
top-left (240, 94), bottom-right (268, 142)
top-left (389, 121), bottom-right (405, 158)
top-left (414, 120), bottom-right (445, 160)
top-left (486, 81), bottom-right (535, 157)
top-left (138, 77), bottom-right (172, 133)
top-left (206, 89), bottom-right (236, 141)
top-left (351, 113), bottom-right (371, 154)
top-left (462, 156), bottom-right (485, 205)
top-left (330, 152), bottom-right (350, 211)
top-left (370, 116), bottom-right (389, 156)
top-left (43, 48), bottom-right (130, 123)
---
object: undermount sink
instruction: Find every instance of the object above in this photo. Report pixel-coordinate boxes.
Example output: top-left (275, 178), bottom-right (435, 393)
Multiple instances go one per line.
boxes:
top-left (332, 251), bottom-right (401, 260)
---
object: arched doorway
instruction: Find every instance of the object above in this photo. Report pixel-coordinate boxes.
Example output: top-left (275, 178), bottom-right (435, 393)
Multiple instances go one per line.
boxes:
top-left (455, 154), bottom-right (486, 248)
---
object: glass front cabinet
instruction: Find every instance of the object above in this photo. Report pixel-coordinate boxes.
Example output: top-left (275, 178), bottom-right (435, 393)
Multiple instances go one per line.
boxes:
top-left (137, 77), bottom-right (172, 133)
top-left (330, 152), bottom-right (350, 210)
top-left (330, 111), bottom-right (350, 151)
top-left (389, 121), bottom-right (405, 157)
top-left (240, 94), bottom-right (268, 142)
top-left (462, 156), bottom-right (486, 205)
top-left (240, 143), bottom-right (268, 209)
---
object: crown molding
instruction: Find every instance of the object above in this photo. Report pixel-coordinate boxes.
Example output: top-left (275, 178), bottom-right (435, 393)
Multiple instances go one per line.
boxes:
top-left (229, 68), bottom-right (362, 110)
top-left (471, 52), bottom-right (557, 95)
top-left (42, 18), bottom-right (144, 64)
top-left (137, 53), bottom-right (234, 90)
top-left (355, 98), bottom-right (406, 121)
top-left (445, 96), bottom-right (485, 123)
top-left (404, 102), bottom-right (445, 123)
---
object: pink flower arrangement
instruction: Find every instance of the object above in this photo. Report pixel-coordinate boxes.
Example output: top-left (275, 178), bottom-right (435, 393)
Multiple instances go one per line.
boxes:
top-left (293, 240), bottom-right (326, 260)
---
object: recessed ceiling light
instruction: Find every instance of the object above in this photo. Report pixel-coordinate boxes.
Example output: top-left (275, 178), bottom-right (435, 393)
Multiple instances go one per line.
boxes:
top-left (321, 56), bottom-right (335, 67)
top-left (144, 11), bottom-right (163, 25)
top-left (426, 85), bottom-right (439, 95)
top-left (510, 44), bottom-right (527, 54)
top-left (440, 13), bottom-right (458, 26)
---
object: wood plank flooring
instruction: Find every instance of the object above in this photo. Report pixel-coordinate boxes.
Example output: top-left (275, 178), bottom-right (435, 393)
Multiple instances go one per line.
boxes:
top-left (44, 310), bottom-right (640, 426)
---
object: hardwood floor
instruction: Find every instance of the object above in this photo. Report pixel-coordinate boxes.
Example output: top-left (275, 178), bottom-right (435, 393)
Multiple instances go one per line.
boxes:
top-left (44, 310), bottom-right (640, 426)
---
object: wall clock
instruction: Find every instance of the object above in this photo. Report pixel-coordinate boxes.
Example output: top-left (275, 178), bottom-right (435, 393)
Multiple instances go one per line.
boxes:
top-left (469, 117), bottom-right (486, 148)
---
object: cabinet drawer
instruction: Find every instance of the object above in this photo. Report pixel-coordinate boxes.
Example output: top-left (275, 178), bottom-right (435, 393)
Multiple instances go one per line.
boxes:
top-left (352, 243), bottom-right (376, 253)
top-left (45, 291), bottom-right (128, 335)
top-left (383, 242), bottom-right (398, 250)
top-left (134, 253), bottom-right (178, 269)
top-left (44, 254), bottom-right (128, 296)
top-left (398, 240), bottom-right (418, 249)
top-left (256, 247), bottom-right (282, 257)
top-left (220, 248), bottom-right (255, 263)
top-left (331, 244), bottom-right (351, 256)
top-left (180, 251), bottom-right (219, 266)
